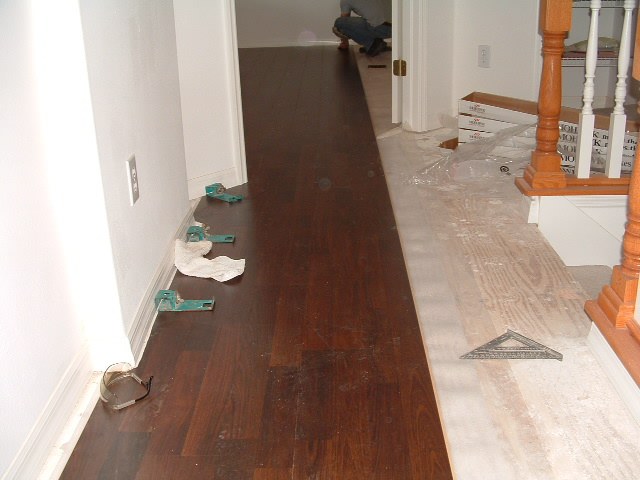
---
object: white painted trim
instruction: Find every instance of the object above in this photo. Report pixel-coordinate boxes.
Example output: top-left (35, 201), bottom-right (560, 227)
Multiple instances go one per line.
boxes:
top-left (565, 194), bottom-right (628, 210)
top-left (588, 323), bottom-right (640, 425)
top-left (187, 167), bottom-right (240, 200)
top-left (238, 40), bottom-right (340, 49)
top-left (224, 0), bottom-right (248, 184)
top-left (391, 0), bottom-right (403, 123)
top-left (2, 346), bottom-right (93, 480)
top-left (515, 193), bottom-right (539, 224)
top-left (10, 203), bottom-right (201, 480)
top-left (401, 0), bottom-right (428, 132)
top-left (128, 201), bottom-right (200, 364)
top-left (38, 373), bottom-right (101, 480)
top-left (526, 195), bottom-right (540, 224)
top-left (537, 195), bottom-right (625, 267)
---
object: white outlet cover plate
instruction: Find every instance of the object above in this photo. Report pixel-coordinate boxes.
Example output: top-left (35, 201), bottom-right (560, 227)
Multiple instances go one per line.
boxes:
top-left (126, 156), bottom-right (140, 205)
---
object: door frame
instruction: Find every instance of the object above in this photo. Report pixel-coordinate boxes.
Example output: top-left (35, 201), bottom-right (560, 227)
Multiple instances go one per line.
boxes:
top-left (393, 0), bottom-right (430, 132)
top-left (226, 0), bottom-right (248, 184)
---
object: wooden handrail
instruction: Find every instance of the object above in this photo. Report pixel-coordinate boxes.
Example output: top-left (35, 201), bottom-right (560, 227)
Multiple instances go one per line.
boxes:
top-left (515, 0), bottom-right (632, 196)
top-left (584, 11), bottom-right (640, 386)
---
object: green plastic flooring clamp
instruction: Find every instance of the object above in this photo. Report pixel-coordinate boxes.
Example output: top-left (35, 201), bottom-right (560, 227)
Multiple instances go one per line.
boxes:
top-left (210, 234), bottom-right (236, 243)
top-left (186, 226), bottom-right (235, 244)
top-left (205, 183), bottom-right (243, 203)
top-left (155, 290), bottom-right (214, 312)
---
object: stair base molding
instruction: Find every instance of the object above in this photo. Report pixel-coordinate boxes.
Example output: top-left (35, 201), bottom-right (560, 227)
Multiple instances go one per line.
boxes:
top-left (587, 319), bottom-right (640, 425)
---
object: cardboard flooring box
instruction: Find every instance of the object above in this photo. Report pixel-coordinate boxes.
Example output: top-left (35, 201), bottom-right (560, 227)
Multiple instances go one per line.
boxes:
top-left (457, 128), bottom-right (536, 147)
top-left (458, 92), bottom-right (639, 174)
top-left (457, 114), bottom-right (536, 136)
top-left (458, 92), bottom-right (639, 135)
top-left (459, 93), bottom-right (537, 124)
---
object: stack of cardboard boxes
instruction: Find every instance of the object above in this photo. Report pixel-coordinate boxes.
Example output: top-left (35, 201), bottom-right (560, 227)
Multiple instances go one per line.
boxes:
top-left (457, 92), bottom-right (637, 174)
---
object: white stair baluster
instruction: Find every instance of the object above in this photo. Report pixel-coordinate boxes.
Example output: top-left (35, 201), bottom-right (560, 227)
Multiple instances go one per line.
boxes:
top-left (605, 0), bottom-right (637, 178)
top-left (576, 0), bottom-right (602, 178)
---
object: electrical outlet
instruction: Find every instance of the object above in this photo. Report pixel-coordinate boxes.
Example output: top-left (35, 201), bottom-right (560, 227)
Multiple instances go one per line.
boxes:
top-left (126, 155), bottom-right (140, 205)
top-left (478, 45), bottom-right (491, 68)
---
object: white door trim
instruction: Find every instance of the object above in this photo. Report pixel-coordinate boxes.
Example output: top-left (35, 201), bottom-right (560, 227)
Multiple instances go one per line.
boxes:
top-left (392, 0), bottom-right (403, 123)
top-left (399, 0), bottom-right (429, 132)
top-left (226, 0), bottom-right (247, 184)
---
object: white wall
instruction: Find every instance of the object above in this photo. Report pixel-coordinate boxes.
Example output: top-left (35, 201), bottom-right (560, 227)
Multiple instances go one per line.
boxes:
top-left (1, 1), bottom-right (120, 477)
top-left (174, 0), bottom-right (247, 198)
top-left (425, 0), bottom-right (455, 129)
top-left (78, 0), bottom-right (191, 339)
top-left (1, 0), bottom-right (192, 477)
top-left (235, 0), bottom-right (341, 48)
top-left (451, 0), bottom-right (542, 114)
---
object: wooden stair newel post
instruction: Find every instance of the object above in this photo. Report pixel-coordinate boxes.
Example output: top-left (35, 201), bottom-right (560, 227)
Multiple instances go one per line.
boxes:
top-left (619, 158), bottom-right (640, 332)
top-left (584, 15), bottom-right (640, 385)
top-left (523, 0), bottom-right (571, 190)
top-left (589, 159), bottom-right (640, 329)
top-left (584, 136), bottom-right (640, 383)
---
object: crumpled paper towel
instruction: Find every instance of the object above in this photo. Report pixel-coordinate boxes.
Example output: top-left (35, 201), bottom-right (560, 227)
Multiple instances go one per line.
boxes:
top-left (175, 239), bottom-right (245, 282)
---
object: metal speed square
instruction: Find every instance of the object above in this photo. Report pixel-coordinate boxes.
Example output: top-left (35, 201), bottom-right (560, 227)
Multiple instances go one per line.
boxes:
top-left (460, 330), bottom-right (562, 361)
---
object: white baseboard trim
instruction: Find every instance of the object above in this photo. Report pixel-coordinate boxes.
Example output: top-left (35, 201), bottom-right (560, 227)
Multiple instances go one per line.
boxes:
top-left (519, 194), bottom-right (538, 224)
top-left (4, 203), bottom-right (203, 480)
top-left (2, 346), bottom-right (94, 480)
top-left (187, 167), bottom-right (242, 200)
top-left (21, 202), bottom-right (203, 480)
top-left (588, 323), bottom-right (640, 425)
top-left (238, 40), bottom-right (339, 49)
top-left (128, 200), bottom-right (200, 364)
top-left (38, 372), bottom-right (101, 480)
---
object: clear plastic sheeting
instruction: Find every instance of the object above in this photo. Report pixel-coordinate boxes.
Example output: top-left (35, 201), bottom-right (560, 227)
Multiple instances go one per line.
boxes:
top-left (412, 124), bottom-right (536, 186)
top-left (99, 362), bottom-right (153, 410)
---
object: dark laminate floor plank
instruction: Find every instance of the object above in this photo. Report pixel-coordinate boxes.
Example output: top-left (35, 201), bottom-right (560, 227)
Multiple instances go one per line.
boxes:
top-left (270, 284), bottom-right (306, 367)
top-left (253, 468), bottom-right (293, 480)
top-left (135, 454), bottom-right (218, 480)
top-left (256, 367), bottom-right (299, 469)
top-left (61, 46), bottom-right (452, 479)
top-left (144, 350), bottom-right (209, 456)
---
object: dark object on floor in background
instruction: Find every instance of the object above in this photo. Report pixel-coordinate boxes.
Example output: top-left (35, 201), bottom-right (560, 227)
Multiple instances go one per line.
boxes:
top-left (359, 44), bottom-right (391, 54)
top-left (366, 38), bottom-right (388, 57)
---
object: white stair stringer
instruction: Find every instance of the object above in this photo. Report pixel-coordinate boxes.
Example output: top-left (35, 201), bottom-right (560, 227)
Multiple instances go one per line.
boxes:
top-left (534, 195), bottom-right (627, 268)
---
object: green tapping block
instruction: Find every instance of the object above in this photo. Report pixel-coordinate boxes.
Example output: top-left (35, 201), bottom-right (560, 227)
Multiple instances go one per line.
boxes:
top-left (205, 183), bottom-right (243, 203)
top-left (186, 226), bottom-right (235, 243)
top-left (155, 290), bottom-right (214, 312)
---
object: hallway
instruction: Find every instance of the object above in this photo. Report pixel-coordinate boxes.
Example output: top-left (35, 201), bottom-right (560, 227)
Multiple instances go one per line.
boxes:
top-left (61, 46), bottom-right (452, 479)
top-left (60, 44), bottom-right (640, 480)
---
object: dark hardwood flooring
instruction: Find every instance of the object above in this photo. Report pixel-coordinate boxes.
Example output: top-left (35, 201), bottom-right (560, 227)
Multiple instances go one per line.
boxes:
top-left (61, 46), bottom-right (452, 480)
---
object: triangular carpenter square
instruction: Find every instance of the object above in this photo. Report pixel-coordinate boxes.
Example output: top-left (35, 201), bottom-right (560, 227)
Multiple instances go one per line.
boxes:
top-left (460, 329), bottom-right (562, 361)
